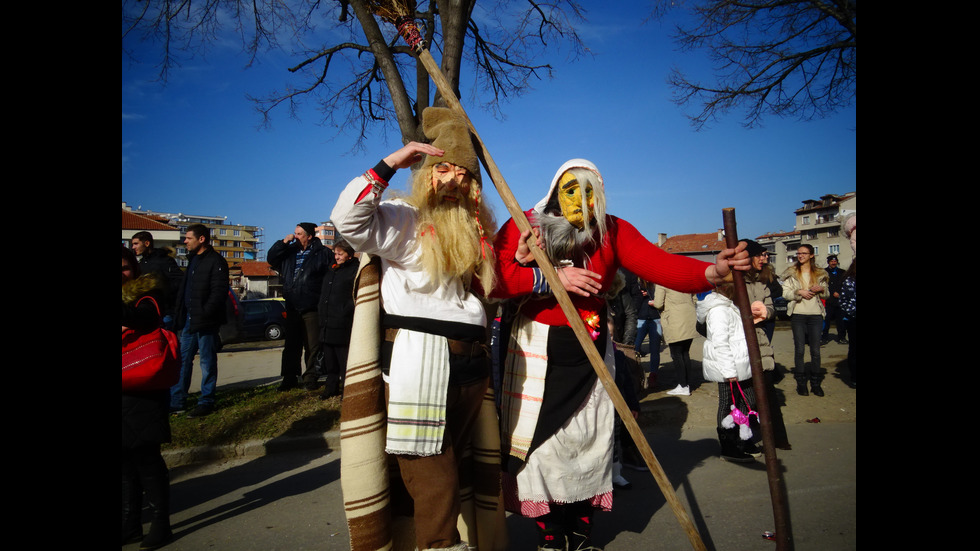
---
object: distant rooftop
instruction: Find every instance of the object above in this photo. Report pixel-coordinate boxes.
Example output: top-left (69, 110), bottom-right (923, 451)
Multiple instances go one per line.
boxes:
top-left (658, 229), bottom-right (727, 254)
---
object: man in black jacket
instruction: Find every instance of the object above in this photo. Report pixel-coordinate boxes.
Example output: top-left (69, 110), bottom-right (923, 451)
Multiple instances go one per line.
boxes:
top-left (131, 231), bottom-right (183, 329)
top-left (268, 223), bottom-right (333, 391)
top-left (170, 224), bottom-right (230, 418)
top-left (822, 254), bottom-right (848, 345)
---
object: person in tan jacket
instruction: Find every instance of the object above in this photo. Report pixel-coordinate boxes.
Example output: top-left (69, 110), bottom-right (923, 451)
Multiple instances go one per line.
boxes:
top-left (654, 285), bottom-right (700, 395)
top-left (782, 244), bottom-right (830, 396)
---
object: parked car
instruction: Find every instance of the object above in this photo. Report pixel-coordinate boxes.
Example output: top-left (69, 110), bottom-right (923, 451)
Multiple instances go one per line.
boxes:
top-left (218, 287), bottom-right (244, 344)
top-left (220, 298), bottom-right (288, 344)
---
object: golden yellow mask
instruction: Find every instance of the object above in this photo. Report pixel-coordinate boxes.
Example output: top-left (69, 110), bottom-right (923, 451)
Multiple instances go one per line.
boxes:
top-left (557, 171), bottom-right (595, 229)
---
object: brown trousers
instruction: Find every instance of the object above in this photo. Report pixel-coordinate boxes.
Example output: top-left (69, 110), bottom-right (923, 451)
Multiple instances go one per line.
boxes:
top-left (386, 376), bottom-right (489, 549)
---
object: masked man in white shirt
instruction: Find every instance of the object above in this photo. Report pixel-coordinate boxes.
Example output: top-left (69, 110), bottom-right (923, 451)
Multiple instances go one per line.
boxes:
top-left (330, 107), bottom-right (498, 551)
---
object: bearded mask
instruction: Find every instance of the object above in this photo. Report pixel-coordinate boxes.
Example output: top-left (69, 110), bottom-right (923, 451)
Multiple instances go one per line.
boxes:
top-left (430, 162), bottom-right (471, 203)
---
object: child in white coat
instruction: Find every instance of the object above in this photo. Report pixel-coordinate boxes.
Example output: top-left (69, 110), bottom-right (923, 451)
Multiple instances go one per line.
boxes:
top-left (696, 282), bottom-right (767, 463)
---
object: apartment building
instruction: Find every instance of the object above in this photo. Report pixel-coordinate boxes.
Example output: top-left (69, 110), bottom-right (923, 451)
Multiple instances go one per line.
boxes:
top-left (124, 204), bottom-right (264, 270)
top-left (758, 192), bottom-right (855, 276)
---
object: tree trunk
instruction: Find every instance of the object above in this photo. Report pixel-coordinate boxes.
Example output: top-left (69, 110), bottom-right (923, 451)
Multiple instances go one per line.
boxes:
top-left (434, 0), bottom-right (474, 106)
top-left (349, 0), bottom-right (419, 143)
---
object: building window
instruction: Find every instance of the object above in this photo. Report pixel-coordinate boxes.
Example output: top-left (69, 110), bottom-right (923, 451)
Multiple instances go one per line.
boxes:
top-left (829, 244), bottom-right (840, 255)
top-left (801, 215), bottom-right (810, 225)
top-left (219, 228), bottom-right (227, 235)
top-left (234, 229), bottom-right (241, 236)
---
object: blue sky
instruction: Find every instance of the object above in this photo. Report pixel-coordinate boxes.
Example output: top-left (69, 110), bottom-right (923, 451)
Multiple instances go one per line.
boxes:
top-left (122, 2), bottom-right (856, 259)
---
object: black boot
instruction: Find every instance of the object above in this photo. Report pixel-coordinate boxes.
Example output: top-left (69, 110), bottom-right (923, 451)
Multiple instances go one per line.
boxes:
top-left (138, 469), bottom-right (172, 550)
top-left (121, 472), bottom-right (143, 545)
top-left (810, 380), bottom-right (825, 397)
top-left (795, 380), bottom-right (809, 396)
top-left (718, 428), bottom-right (754, 463)
top-left (566, 502), bottom-right (602, 550)
top-left (536, 513), bottom-right (567, 550)
top-left (319, 373), bottom-right (341, 399)
top-left (739, 438), bottom-right (763, 457)
top-left (740, 416), bottom-right (763, 457)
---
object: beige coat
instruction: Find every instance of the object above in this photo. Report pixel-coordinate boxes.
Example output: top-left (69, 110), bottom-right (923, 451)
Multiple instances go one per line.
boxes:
top-left (745, 277), bottom-right (776, 371)
top-left (653, 286), bottom-right (699, 343)
top-left (782, 268), bottom-right (830, 318)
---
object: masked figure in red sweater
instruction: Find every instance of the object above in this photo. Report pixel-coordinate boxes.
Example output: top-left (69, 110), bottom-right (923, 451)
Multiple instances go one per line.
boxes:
top-left (492, 159), bottom-right (748, 550)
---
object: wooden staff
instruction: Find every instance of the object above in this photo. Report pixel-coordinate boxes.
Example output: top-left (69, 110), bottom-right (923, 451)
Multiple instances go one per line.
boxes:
top-left (364, 2), bottom-right (708, 549)
top-left (722, 208), bottom-right (792, 551)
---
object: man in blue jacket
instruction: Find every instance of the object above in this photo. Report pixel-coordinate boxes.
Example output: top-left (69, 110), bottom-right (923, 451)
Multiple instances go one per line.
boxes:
top-left (268, 223), bottom-right (334, 390)
top-left (170, 224), bottom-right (230, 418)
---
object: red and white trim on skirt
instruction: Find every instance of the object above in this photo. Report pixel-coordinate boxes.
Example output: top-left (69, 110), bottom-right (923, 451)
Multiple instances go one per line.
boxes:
top-left (501, 471), bottom-right (613, 518)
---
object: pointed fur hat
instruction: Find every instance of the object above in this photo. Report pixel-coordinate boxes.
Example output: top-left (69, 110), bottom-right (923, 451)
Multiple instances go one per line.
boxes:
top-left (420, 107), bottom-right (481, 183)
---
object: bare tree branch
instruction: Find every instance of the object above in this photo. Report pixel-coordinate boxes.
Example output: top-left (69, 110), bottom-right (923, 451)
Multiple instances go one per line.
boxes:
top-left (123, 0), bottom-right (592, 150)
top-left (657, 0), bottom-right (856, 129)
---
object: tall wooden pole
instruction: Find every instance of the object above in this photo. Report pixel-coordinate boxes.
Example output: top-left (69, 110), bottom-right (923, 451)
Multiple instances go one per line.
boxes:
top-left (425, 48), bottom-right (708, 551)
top-left (377, 12), bottom-right (708, 550)
top-left (722, 208), bottom-right (793, 551)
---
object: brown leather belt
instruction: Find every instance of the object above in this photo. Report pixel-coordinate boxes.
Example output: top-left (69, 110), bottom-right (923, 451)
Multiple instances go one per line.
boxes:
top-left (384, 327), bottom-right (489, 357)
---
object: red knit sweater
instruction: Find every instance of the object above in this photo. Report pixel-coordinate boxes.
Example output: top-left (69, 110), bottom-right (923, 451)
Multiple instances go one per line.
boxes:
top-left (492, 211), bottom-right (714, 326)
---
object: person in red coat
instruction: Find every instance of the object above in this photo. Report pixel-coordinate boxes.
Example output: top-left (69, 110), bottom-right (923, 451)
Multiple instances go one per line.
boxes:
top-left (491, 158), bottom-right (748, 550)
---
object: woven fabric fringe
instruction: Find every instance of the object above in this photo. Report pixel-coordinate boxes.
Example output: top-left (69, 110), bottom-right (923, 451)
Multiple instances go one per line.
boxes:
top-left (499, 314), bottom-right (549, 461)
top-left (341, 255), bottom-right (395, 551)
top-left (340, 254), bottom-right (507, 550)
top-left (385, 330), bottom-right (450, 456)
top-left (457, 386), bottom-right (510, 551)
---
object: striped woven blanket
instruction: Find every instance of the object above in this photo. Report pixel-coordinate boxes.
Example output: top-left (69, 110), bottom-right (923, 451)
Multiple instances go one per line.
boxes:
top-left (340, 254), bottom-right (508, 550)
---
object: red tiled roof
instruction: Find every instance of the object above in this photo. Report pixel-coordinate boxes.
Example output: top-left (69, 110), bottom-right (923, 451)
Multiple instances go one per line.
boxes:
top-left (757, 230), bottom-right (800, 239)
top-left (122, 209), bottom-right (175, 232)
top-left (659, 231), bottom-right (725, 254)
top-left (239, 261), bottom-right (278, 277)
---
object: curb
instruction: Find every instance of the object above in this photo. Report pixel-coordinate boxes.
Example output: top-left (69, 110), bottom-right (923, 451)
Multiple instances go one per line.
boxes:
top-left (163, 430), bottom-right (342, 468)
top-left (162, 395), bottom-right (685, 469)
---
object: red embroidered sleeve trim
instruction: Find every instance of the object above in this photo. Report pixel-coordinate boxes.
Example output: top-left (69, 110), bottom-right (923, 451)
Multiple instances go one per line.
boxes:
top-left (354, 169), bottom-right (388, 204)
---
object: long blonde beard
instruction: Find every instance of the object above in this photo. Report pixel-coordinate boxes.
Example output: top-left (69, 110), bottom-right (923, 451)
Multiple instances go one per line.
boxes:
top-left (406, 171), bottom-right (497, 296)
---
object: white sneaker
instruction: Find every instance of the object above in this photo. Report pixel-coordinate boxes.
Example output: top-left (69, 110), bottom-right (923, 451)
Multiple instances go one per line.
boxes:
top-left (666, 385), bottom-right (690, 396)
top-left (612, 474), bottom-right (632, 489)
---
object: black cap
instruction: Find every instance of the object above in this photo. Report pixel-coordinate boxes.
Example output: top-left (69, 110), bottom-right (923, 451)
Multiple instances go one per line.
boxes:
top-left (739, 239), bottom-right (766, 257)
top-left (297, 222), bottom-right (317, 237)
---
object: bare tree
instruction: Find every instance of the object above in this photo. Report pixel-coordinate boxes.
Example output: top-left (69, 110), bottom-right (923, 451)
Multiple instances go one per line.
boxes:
top-left (122, 0), bottom-right (590, 150)
top-left (655, 0), bottom-right (856, 129)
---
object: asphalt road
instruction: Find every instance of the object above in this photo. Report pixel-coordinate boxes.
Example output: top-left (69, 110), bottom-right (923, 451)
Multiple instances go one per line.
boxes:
top-left (142, 321), bottom-right (856, 550)
top-left (136, 422), bottom-right (854, 551)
